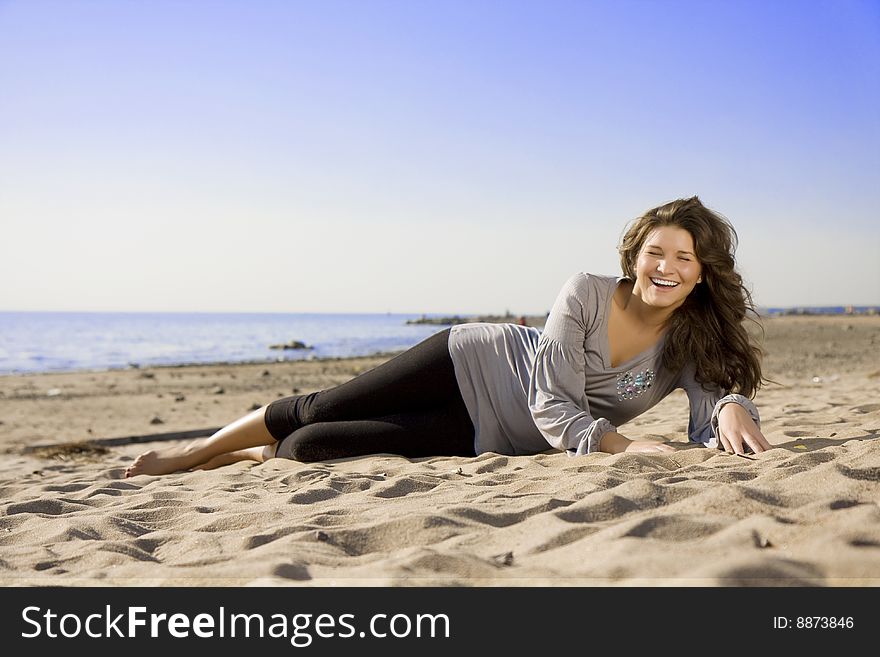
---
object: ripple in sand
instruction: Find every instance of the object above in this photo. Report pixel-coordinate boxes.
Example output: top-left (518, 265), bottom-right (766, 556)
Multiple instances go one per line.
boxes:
top-left (102, 480), bottom-right (141, 490)
top-left (196, 512), bottom-right (281, 532)
top-left (278, 468), bottom-right (333, 487)
top-left (835, 463), bottom-right (880, 482)
top-left (829, 499), bottom-right (863, 510)
top-left (271, 563), bottom-right (311, 580)
top-left (556, 495), bottom-right (639, 524)
top-left (326, 476), bottom-right (376, 494)
top-left (132, 537), bottom-right (166, 555)
top-left (243, 527), bottom-right (302, 550)
top-left (698, 515), bottom-right (790, 549)
top-left (97, 541), bottom-right (161, 563)
top-left (622, 514), bottom-right (726, 541)
top-left (43, 483), bottom-right (91, 493)
top-left (107, 515), bottom-right (155, 538)
top-left (128, 498), bottom-right (189, 511)
top-left (302, 508), bottom-right (351, 526)
top-left (114, 506), bottom-right (193, 529)
top-left (606, 453), bottom-right (681, 472)
top-left (288, 486), bottom-right (340, 504)
top-left (373, 475), bottom-right (442, 498)
top-left (701, 469), bottom-right (760, 483)
top-left (83, 487), bottom-right (132, 499)
top-left (737, 486), bottom-right (793, 509)
top-left (6, 498), bottom-right (88, 516)
top-left (783, 430), bottom-right (813, 437)
top-left (473, 456), bottom-right (509, 473)
top-left (387, 548), bottom-right (501, 579)
top-left (711, 557), bottom-right (825, 585)
top-left (780, 416), bottom-right (847, 427)
top-left (302, 514), bottom-right (467, 557)
top-left (522, 526), bottom-right (600, 554)
top-left (449, 498), bottom-right (569, 529)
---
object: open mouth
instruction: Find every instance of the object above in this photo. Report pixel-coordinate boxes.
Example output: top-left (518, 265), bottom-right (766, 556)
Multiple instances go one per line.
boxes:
top-left (650, 277), bottom-right (679, 289)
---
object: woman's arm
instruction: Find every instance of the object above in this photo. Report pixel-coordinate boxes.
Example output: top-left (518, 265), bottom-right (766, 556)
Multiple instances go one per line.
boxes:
top-left (679, 362), bottom-right (771, 454)
top-left (528, 273), bottom-right (618, 455)
top-left (715, 398), bottom-right (771, 454)
top-left (598, 431), bottom-right (675, 454)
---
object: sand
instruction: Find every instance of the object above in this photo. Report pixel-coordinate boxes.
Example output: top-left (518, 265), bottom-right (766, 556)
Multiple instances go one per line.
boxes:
top-left (1, 315), bottom-right (879, 586)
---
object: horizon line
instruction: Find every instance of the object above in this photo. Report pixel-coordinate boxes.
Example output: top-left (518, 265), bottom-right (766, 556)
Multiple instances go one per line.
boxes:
top-left (1, 305), bottom-right (880, 316)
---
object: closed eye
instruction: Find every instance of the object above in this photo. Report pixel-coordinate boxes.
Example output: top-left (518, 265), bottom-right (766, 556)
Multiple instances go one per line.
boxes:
top-left (647, 250), bottom-right (693, 261)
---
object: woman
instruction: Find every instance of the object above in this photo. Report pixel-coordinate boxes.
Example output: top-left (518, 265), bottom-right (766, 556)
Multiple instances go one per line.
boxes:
top-left (125, 196), bottom-right (770, 477)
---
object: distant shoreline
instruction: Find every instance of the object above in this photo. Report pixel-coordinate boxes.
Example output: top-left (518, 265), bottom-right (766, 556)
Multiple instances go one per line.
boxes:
top-left (758, 306), bottom-right (879, 316)
top-left (406, 308), bottom-right (880, 325)
top-left (406, 313), bottom-right (547, 328)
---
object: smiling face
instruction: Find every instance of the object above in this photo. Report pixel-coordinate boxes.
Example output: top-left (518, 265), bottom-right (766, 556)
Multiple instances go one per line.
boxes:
top-left (632, 225), bottom-right (703, 313)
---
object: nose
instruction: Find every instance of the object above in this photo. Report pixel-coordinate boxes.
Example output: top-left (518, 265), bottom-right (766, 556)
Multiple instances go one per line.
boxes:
top-left (656, 259), bottom-right (670, 274)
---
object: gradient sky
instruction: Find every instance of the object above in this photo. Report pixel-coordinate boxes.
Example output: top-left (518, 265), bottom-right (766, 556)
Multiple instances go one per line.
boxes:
top-left (1, 0), bottom-right (878, 314)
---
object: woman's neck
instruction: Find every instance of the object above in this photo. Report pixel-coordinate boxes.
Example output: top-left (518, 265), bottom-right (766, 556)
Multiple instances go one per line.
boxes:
top-left (617, 281), bottom-right (675, 331)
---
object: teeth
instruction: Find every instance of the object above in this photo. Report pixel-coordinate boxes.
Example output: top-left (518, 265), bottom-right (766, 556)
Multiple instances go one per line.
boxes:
top-left (651, 278), bottom-right (679, 287)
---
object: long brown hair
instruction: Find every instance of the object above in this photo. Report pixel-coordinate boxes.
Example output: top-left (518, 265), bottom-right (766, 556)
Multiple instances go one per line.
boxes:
top-left (618, 196), bottom-right (765, 397)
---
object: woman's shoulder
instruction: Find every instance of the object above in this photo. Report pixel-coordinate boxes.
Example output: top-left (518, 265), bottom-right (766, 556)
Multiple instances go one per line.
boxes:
top-left (557, 272), bottom-right (627, 311)
top-left (544, 272), bottom-right (624, 337)
top-left (561, 271), bottom-right (622, 294)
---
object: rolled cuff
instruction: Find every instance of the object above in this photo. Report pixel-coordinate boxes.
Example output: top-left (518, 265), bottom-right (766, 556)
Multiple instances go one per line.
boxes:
top-left (707, 394), bottom-right (761, 449)
top-left (567, 418), bottom-right (617, 456)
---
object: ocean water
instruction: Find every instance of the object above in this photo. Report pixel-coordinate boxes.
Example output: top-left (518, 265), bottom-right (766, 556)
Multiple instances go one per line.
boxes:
top-left (0, 312), bottom-right (449, 375)
top-left (3, 306), bottom-right (874, 376)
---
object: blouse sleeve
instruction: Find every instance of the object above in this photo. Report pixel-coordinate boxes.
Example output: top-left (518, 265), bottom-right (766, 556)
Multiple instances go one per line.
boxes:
top-left (678, 362), bottom-right (761, 449)
top-left (527, 273), bottom-right (616, 456)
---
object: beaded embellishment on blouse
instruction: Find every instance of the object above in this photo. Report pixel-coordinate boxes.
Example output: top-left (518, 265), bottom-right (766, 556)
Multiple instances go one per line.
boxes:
top-left (617, 369), bottom-right (655, 401)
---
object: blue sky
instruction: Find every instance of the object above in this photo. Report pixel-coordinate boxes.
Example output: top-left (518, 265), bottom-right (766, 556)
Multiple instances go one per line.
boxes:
top-left (1, 0), bottom-right (878, 313)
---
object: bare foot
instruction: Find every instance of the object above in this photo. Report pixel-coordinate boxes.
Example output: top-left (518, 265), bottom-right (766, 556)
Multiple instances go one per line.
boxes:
top-left (191, 444), bottom-right (277, 471)
top-left (124, 438), bottom-right (213, 477)
top-left (124, 407), bottom-right (277, 477)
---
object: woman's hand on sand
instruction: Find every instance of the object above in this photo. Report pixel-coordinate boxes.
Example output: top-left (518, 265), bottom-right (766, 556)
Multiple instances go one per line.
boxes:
top-left (623, 438), bottom-right (675, 454)
top-left (717, 403), bottom-right (771, 455)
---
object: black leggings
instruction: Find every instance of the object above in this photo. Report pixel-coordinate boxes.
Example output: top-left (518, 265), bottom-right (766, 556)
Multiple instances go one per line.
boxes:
top-left (264, 328), bottom-right (476, 461)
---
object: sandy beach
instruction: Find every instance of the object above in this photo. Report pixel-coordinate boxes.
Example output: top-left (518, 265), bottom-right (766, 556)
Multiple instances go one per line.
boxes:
top-left (1, 315), bottom-right (879, 586)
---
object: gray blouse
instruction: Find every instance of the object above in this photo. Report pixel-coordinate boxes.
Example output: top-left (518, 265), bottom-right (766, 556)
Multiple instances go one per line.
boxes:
top-left (447, 272), bottom-right (760, 456)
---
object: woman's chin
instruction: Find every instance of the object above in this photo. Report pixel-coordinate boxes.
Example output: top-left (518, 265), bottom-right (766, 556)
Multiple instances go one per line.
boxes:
top-left (646, 292), bottom-right (685, 310)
